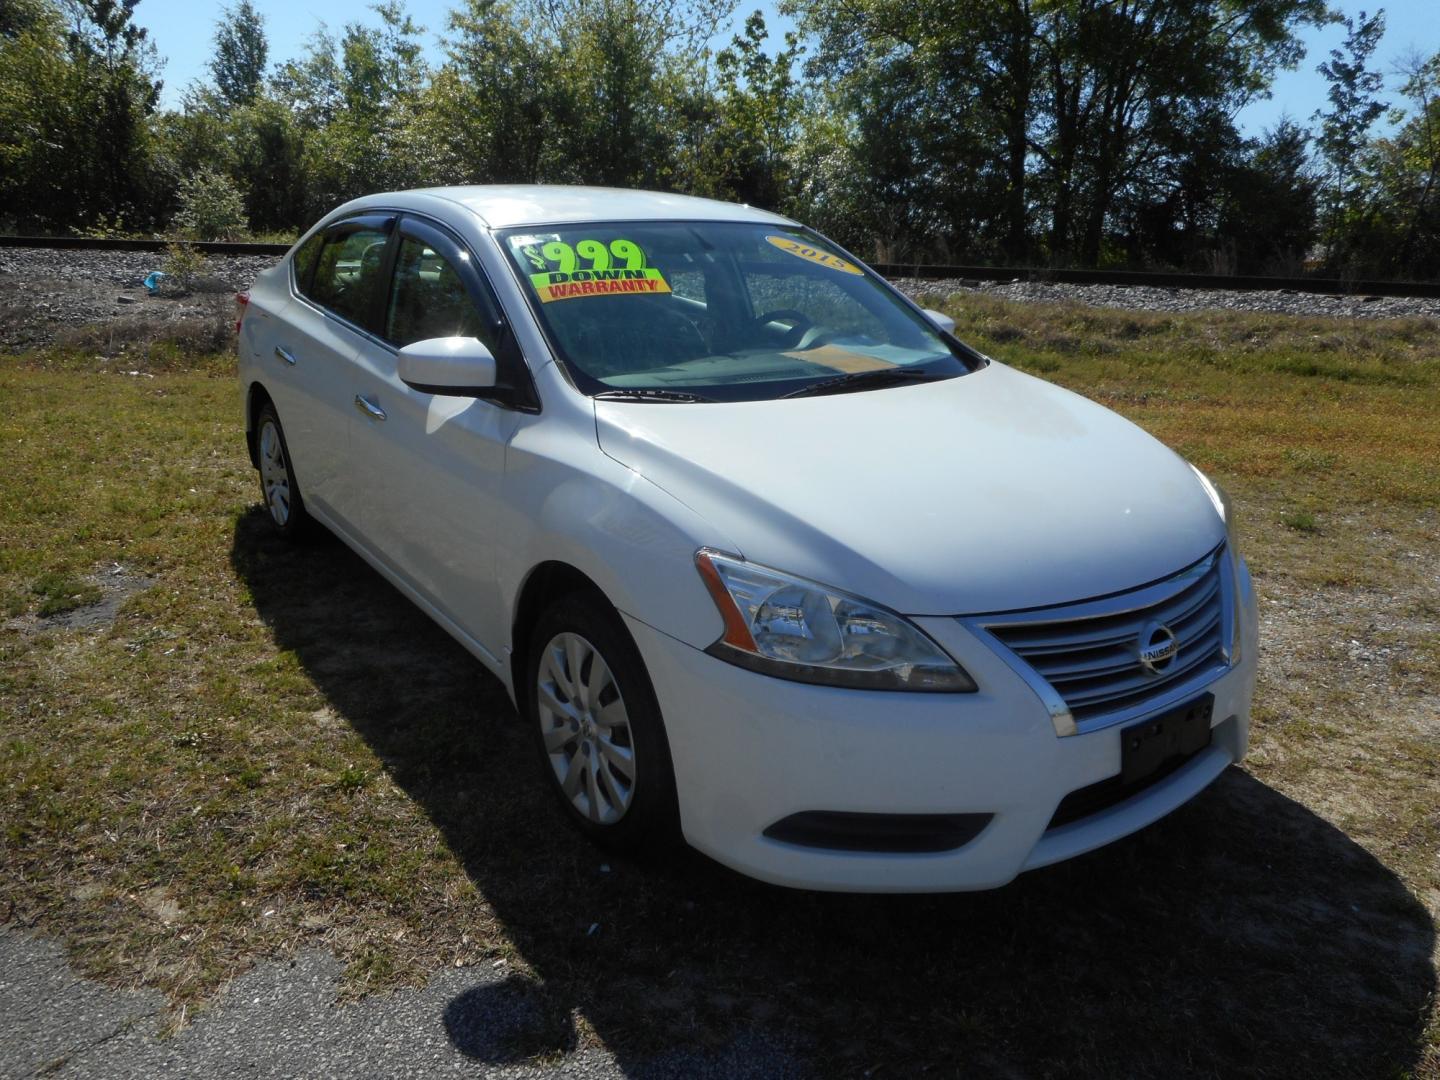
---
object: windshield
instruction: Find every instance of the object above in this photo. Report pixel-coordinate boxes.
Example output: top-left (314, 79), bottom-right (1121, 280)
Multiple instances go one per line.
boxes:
top-left (499, 221), bottom-right (976, 402)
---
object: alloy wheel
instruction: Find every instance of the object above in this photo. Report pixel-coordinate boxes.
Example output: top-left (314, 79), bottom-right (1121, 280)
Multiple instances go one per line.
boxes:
top-left (536, 631), bottom-right (637, 824)
top-left (257, 418), bottom-right (292, 527)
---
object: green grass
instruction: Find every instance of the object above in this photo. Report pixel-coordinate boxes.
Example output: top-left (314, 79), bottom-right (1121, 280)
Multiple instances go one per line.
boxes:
top-left (29, 572), bottom-right (103, 617)
top-left (1, 301), bottom-right (1437, 1077)
top-left (1280, 508), bottom-right (1320, 532)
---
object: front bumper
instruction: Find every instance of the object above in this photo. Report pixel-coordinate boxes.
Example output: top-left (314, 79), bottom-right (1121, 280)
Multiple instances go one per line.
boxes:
top-left (625, 558), bottom-right (1258, 893)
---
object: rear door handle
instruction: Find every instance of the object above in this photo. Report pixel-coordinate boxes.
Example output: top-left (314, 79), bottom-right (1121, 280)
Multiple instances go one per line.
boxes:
top-left (274, 345), bottom-right (296, 365)
top-left (354, 394), bottom-right (387, 422)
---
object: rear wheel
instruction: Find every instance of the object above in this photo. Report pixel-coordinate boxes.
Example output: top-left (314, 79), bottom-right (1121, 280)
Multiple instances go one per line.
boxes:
top-left (527, 594), bottom-right (679, 854)
top-left (255, 402), bottom-right (315, 541)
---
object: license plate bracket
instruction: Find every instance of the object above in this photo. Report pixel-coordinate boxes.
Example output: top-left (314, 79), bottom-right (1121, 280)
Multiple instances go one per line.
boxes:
top-left (1120, 694), bottom-right (1214, 786)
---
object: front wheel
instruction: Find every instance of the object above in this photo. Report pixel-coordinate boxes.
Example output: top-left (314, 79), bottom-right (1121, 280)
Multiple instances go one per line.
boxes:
top-left (526, 594), bottom-right (679, 854)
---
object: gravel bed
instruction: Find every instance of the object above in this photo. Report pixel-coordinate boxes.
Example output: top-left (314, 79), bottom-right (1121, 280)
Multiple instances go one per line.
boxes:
top-left (893, 277), bottom-right (1440, 320)
top-left (0, 248), bottom-right (281, 353)
top-left (4, 248), bottom-right (1439, 355)
top-left (0, 246), bottom-right (278, 289)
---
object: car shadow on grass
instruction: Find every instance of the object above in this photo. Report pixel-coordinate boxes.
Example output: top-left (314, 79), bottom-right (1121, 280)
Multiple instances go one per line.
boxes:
top-left (230, 508), bottom-right (1436, 1078)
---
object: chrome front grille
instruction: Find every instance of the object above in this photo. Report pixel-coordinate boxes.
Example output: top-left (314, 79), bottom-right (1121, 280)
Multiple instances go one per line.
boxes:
top-left (975, 547), bottom-right (1232, 731)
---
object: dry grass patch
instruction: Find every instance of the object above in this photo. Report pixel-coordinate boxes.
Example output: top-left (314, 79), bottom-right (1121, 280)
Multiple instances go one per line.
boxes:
top-left (1, 301), bottom-right (1438, 1076)
top-left (32, 301), bottom-right (236, 374)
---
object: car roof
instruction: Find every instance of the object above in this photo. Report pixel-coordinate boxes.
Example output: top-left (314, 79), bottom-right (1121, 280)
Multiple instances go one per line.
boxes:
top-left (393, 185), bottom-right (797, 230)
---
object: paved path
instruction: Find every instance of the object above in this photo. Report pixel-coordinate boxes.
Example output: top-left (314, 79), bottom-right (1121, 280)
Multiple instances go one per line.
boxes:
top-left (0, 930), bottom-right (807, 1079)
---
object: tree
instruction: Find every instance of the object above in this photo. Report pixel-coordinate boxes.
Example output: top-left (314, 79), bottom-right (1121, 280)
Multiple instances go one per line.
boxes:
top-left (0, 0), bottom-right (166, 230)
top-left (1033, 0), bottom-right (1329, 266)
top-left (69, 0), bottom-right (166, 226)
top-left (273, 3), bottom-right (430, 213)
top-left (1313, 10), bottom-right (1387, 269)
top-left (210, 0), bottom-right (267, 107)
top-left (1385, 49), bottom-right (1440, 274)
top-left (788, 0), bottom-right (1034, 261)
top-left (789, 0), bottom-right (1329, 266)
top-left (531, 0), bottom-right (703, 187)
top-left (173, 166), bottom-right (248, 239)
top-left (1218, 119), bottom-right (1319, 274)
top-left (231, 94), bottom-right (308, 232)
top-left (1115, 101), bottom-right (1248, 270)
top-left (422, 0), bottom-right (553, 184)
top-left (710, 11), bottom-right (803, 210)
top-left (0, 0), bottom-right (53, 37)
top-left (0, 0), bottom-right (72, 228)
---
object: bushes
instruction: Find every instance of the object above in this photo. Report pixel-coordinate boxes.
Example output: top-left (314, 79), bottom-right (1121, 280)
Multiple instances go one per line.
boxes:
top-left (173, 169), bottom-right (248, 241)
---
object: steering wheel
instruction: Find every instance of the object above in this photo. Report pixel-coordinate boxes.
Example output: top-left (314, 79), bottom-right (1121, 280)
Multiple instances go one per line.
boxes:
top-left (753, 308), bottom-right (814, 348)
top-left (640, 297), bottom-right (710, 361)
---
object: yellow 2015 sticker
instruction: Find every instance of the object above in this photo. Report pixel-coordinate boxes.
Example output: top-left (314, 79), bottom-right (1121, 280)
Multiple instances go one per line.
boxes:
top-left (515, 238), bottom-right (672, 303)
top-left (766, 235), bottom-right (864, 275)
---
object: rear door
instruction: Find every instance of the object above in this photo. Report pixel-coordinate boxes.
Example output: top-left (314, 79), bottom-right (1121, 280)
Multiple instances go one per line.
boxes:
top-left (346, 215), bottom-right (523, 655)
top-left (268, 213), bottom-right (395, 531)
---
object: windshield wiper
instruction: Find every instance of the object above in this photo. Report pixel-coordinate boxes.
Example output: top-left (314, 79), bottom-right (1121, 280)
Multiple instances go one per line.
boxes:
top-left (594, 388), bottom-right (716, 403)
top-left (780, 367), bottom-right (946, 399)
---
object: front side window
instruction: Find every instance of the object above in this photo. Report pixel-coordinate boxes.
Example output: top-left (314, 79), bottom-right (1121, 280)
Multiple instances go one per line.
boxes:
top-left (305, 222), bottom-right (391, 329)
top-left (384, 236), bottom-right (491, 350)
top-left (499, 222), bottom-right (974, 402)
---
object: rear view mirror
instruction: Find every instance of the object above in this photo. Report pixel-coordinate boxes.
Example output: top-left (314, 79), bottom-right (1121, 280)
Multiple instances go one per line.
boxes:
top-left (923, 308), bottom-right (956, 335)
top-left (397, 337), bottom-right (497, 396)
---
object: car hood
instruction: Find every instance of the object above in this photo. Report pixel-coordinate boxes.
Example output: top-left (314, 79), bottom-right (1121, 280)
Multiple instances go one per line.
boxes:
top-left (594, 362), bottom-right (1224, 615)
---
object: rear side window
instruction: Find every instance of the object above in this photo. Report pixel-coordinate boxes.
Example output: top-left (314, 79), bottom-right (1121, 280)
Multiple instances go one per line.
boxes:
top-left (305, 222), bottom-right (392, 329)
top-left (385, 237), bottom-right (492, 350)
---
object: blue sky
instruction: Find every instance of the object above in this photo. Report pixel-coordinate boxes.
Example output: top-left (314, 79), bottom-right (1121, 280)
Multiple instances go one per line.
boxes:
top-left (143, 0), bottom-right (1435, 136)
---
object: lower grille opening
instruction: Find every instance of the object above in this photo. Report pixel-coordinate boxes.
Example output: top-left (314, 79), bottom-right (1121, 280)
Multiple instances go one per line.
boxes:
top-left (763, 811), bottom-right (993, 853)
top-left (1047, 743), bottom-right (1208, 831)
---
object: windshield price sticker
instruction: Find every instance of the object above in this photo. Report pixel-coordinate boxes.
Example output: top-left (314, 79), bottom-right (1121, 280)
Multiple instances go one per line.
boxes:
top-left (766, 235), bottom-right (864, 275)
top-left (513, 237), bottom-right (672, 302)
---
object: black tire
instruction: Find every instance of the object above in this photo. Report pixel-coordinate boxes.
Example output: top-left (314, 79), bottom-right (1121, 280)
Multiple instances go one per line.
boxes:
top-left (254, 401), bottom-right (317, 542)
top-left (525, 593), bottom-right (680, 855)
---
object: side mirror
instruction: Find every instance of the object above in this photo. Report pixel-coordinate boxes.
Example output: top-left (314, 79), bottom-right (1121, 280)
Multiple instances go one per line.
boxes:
top-left (397, 336), bottom-right (497, 396)
top-left (923, 308), bottom-right (956, 335)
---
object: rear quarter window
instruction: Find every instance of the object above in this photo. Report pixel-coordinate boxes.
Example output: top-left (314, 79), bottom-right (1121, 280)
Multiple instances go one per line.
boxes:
top-left (291, 232), bottom-right (323, 294)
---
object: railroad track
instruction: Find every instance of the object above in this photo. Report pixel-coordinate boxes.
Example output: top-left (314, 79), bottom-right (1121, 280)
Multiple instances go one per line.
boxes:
top-left (870, 262), bottom-right (1440, 299)
top-left (3, 234), bottom-right (1438, 298)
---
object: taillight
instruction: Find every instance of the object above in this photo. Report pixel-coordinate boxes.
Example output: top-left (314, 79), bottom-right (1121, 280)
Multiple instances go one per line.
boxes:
top-left (234, 291), bottom-right (250, 334)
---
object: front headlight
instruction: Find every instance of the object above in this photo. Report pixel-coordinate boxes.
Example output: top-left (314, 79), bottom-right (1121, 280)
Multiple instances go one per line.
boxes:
top-left (694, 549), bottom-right (976, 692)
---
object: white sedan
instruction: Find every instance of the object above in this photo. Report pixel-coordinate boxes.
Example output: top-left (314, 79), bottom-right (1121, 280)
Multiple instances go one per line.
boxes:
top-left (237, 185), bottom-right (1258, 892)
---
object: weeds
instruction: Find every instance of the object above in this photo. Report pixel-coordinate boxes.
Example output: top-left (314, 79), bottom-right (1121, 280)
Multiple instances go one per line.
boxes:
top-left (37, 303), bottom-right (235, 370)
top-left (1281, 509), bottom-right (1321, 532)
top-left (160, 241), bottom-right (207, 294)
top-left (29, 571), bottom-right (101, 617)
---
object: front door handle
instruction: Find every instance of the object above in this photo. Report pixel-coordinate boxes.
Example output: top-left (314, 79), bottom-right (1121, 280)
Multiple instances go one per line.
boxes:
top-left (274, 345), bottom-right (296, 365)
top-left (354, 394), bottom-right (387, 422)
